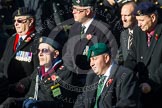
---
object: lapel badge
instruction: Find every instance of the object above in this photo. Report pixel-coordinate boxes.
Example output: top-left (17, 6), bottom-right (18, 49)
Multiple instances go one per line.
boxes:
top-left (39, 37), bottom-right (43, 43)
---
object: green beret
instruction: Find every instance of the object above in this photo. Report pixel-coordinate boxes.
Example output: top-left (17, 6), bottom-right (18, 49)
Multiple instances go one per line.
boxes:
top-left (39, 37), bottom-right (62, 51)
top-left (12, 7), bottom-right (35, 18)
top-left (133, 2), bottom-right (157, 16)
top-left (87, 43), bottom-right (111, 60)
top-left (72, 0), bottom-right (96, 6)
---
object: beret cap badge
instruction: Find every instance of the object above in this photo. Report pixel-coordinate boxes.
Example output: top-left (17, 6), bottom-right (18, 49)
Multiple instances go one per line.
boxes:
top-left (39, 37), bottom-right (43, 43)
top-left (137, 10), bottom-right (142, 16)
top-left (91, 51), bottom-right (94, 57)
top-left (18, 9), bottom-right (21, 15)
top-left (76, 0), bottom-right (80, 4)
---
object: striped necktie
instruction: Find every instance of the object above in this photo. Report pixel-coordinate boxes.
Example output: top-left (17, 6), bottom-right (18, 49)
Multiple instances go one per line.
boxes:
top-left (147, 33), bottom-right (152, 47)
top-left (80, 25), bottom-right (86, 39)
top-left (94, 76), bottom-right (106, 108)
top-left (128, 31), bottom-right (133, 50)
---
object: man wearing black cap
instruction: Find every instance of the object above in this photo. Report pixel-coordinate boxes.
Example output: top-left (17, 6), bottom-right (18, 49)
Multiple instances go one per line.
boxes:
top-left (74, 43), bottom-right (138, 108)
top-left (0, 37), bottom-right (75, 108)
top-left (63, 0), bottom-right (118, 87)
top-left (0, 7), bottom-right (40, 99)
top-left (124, 2), bottom-right (162, 108)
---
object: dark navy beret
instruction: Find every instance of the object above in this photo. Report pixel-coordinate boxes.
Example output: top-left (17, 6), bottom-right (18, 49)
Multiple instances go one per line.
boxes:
top-left (12, 7), bottom-right (35, 18)
top-left (39, 37), bottom-right (62, 51)
top-left (134, 2), bottom-right (157, 16)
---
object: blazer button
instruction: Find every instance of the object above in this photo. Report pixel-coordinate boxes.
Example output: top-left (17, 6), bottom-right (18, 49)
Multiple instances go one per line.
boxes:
top-left (140, 56), bottom-right (143, 59)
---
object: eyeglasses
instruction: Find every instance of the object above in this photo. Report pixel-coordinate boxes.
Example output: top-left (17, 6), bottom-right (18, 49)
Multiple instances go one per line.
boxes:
top-left (37, 48), bottom-right (51, 54)
top-left (72, 7), bottom-right (87, 13)
top-left (13, 19), bottom-right (28, 23)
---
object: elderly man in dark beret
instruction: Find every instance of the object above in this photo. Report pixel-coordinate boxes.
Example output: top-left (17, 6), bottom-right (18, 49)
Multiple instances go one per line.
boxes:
top-left (0, 37), bottom-right (76, 108)
top-left (124, 2), bottom-right (162, 108)
top-left (0, 7), bottom-right (40, 100)
top-left (74, 43), bottom-right (138, 108)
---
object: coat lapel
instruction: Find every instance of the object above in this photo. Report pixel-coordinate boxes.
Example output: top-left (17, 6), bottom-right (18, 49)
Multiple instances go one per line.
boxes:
top-left (144, 24), bottom-right (162, 65)
top-left (100, 64), bottom-right (119, 101)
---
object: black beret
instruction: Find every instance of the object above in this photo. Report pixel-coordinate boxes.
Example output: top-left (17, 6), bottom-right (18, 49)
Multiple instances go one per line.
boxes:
top-left (133, 2), bottom-right (157, 16)
top-left (72, 0), bottom-right (96, 6)
top-left (12, 7), bottom-right (35, 18)
top-left (39, 37), bottom-right (62, 51)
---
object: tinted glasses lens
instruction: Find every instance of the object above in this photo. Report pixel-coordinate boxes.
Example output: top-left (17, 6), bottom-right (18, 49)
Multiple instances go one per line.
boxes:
top-left (38, 48), bottom-right (50, 54)
top-left (14, 19), bottom-right (27, 23)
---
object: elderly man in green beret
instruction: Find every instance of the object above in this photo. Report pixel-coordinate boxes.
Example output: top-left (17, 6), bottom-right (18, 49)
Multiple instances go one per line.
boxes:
top-left (63, 0), bottom-right (118, 88)
top-left (74, 43), bottom-right (138, 108)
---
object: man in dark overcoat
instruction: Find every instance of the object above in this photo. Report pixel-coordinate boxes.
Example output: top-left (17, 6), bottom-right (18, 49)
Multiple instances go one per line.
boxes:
top-left (63, 0), bottom-right (118, 87)
top-left (116, 1), bottom-right (137, 64)
top-left (74, 43), bottom-right (138, 108)
top-left (0, 37), bottom-right (76, 108)
top-left (124, 2), bottom-right (162, 108)
top-left (0, 7), bottom-right (39, 99)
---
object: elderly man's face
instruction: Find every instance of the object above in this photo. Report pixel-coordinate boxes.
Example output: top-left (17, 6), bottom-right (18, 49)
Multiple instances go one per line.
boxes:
top-left (72, 5), bottom-right (90, 23)
top-left (136, 14), bottom-right (156, 32)
top-left (121, 4), bottom-right (136, 29)
top-left (38, 43), bottom-right (55, 68)
top-left (90, 54), bottom-right (110, 75)
top-left (14, 16), bottom-right (33, 36)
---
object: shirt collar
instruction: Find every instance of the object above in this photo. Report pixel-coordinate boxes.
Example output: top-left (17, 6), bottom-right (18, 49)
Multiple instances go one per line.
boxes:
top-left (82, 18), bottom-right (94, 33)
top-left (103, 61), bottom-right (114, 78)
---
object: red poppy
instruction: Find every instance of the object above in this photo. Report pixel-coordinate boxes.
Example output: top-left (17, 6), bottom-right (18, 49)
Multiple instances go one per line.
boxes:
top-left (51, 75), bottom-right (58, 81)
top-left (155, 34), bottom-right (159, 41)
top-left (25, 37), bottom-right (32, 42)
top-left (86, 34), bottom-right (92, 40)
top-left (106, 78), bottom-right (113, 87)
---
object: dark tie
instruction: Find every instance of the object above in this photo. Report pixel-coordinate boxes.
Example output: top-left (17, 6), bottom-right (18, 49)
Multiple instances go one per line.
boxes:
top-left (80, 25), bottom-right (86, 39)
top-left (16, 37), bottom-right (23, 49)
top-left (147, 33), bottom-right (152, 47)
top-left (94, 76), bottom-right (106, 108)
top-left (128, 31), bottom-right (133, 50)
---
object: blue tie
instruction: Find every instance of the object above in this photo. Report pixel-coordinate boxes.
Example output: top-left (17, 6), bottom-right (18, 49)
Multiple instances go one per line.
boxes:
top-left (16, 37), bottom-right (23, 49)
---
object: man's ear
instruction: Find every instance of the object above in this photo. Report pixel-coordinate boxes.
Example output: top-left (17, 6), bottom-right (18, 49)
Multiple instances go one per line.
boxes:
top-left (86, 8), bottom-right (91, 15)
top-left (53, 50), bottom-right (60, 58)
top-left (151, 13), bottom-right (156, 23)
top-left (29, 17), bottom-right (34, 27)
top-left (105, 54), bottom-right (110, 64)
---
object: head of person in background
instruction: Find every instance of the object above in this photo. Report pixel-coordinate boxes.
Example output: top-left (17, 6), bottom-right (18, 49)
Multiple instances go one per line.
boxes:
top-left (13, 7), bottom-right (35, 36)
top-left (121, 1), bottom-right (137, 30)
top-left (133, 2), bottom-right (159, 32)
top-left (87, 43), bottom-right (111, 75)
top-left (38, 37), bottom-right (62, 71)
top-left (72, 0), bottom-right (96, 25)
top-left (107, 0), bottom-right (133, 7)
